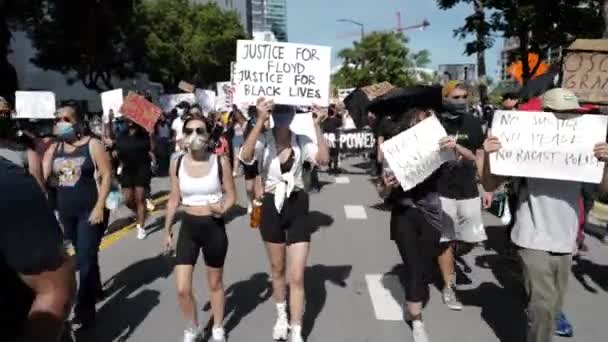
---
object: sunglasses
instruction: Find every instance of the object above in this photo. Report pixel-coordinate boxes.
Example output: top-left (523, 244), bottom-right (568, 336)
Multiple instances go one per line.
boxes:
top-left (450, 95), bottom-right (468, 100)
top-left (183, 127), bottom-right (207, 136)
top-left (54, 117), bottom-right (73, 123)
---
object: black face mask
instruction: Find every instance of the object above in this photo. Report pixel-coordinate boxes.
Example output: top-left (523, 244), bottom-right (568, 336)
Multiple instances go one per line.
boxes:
top-left (442, 99), bottom-right (468, 120)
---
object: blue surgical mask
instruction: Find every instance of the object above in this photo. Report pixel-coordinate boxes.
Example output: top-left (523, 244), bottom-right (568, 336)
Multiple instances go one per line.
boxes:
top-left (56, 122), bottom-right (76, 140)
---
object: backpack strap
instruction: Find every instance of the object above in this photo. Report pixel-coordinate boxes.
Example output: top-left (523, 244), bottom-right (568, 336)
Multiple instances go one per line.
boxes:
top-left (217, 154), bottom-right (224, 187)
top-left (175, 154), bottom-right (184, 178)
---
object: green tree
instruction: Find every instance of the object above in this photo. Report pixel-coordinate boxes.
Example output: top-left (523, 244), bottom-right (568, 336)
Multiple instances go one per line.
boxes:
top-left (137, 0), bottom-right (246, 91)
top-left (439, 0), bottom-right (604, 85)
top-left (27, 0), bottom-right (144, 91)
top-left (332, 31), bottom-right (431, 88)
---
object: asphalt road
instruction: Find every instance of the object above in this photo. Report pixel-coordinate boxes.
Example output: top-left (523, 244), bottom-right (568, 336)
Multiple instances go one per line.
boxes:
top-left (74, 158), bottom-right (608, 342)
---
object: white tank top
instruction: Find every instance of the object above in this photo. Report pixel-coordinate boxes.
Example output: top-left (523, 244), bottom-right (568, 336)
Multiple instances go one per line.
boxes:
top-left (179, 155), bottom-right (223, 206)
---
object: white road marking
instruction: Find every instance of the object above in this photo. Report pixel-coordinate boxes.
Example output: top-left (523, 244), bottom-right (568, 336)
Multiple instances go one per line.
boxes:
top-left (333, 176), bottom-right (350, 184)
top-left (365, 274), bottom-right (404, 321)
top-left (344, 205), bottom-right (367, 220)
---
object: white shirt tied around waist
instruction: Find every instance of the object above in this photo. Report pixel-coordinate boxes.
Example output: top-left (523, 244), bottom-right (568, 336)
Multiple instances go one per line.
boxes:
top-left (239, 132), bottom-right (318, 212)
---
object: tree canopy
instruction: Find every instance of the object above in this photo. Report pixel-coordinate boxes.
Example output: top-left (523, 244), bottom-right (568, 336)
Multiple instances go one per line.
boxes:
top-left (332, 31), bottom-right (432, 89)
top-left (137, 0), bottom-right (246, 91)
top-left (438, 0), bottom-right (605, 84)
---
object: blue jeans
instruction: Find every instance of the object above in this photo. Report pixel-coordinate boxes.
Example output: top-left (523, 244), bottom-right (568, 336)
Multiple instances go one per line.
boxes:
top-left (60, 210), bottom-right (105, 321)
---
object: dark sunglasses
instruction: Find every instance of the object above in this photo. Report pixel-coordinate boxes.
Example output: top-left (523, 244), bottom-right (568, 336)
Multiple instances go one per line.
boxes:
top-left (54, 117), bottom-right (73, 123)
top-left (183, 127), bottom-right (207, 136)
top-left (450, 95), bottom-right (468, 100)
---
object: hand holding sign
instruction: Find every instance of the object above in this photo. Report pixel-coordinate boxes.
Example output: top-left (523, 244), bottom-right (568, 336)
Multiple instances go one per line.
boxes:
top-left (594, 142), bottom-right (608, 162)
top-left (256, 97), bottom-right (273, 123)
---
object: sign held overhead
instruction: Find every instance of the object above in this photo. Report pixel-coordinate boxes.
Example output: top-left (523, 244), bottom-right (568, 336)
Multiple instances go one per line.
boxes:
top-left (120, 93), bottom-right (162, 133)
top-left (14, 91), bottom-right (56, 119)
top-left (233, 40), bottom-right (331, 107)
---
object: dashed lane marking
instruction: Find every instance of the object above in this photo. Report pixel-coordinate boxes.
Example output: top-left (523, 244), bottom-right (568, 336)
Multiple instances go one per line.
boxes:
top-left (333, 176), bottom-right (350, 184)
top-left (365, 274), bottom-right (404, 321)
top-left (67, 194), bottom-right (169, 256)
top-left (344, 205), bottom-right (367, 220)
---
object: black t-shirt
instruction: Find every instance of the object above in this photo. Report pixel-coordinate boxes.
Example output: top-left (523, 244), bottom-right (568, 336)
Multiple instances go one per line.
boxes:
top-left (0, 157), bottom-right (65, 340)
top-left (437, 113), bottom-right (484, 199)
top-left (117, 131), bottom-right (151, 169)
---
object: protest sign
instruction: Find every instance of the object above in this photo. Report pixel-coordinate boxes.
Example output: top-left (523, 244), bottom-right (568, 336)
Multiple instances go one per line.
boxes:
top-left (178, 80), bottom-right (195, 93)
top-left (14, 91), bottom-right (56, 119)
top-left (562, 39), bottom-right (608, 104)
top-left (288, 112), bottom-right (317, 144)
top-left (233, 40), bottom-right (331, 107)
top-left (490, 110), bottom-right (608, 183)
top-left (101, 89), bottom-right (124, 123)
top-left (215, 82), bottom-right (233, 111)
top-left (159, 93), bottom-right (196, 113)
top-left (195, 89), bottom-right (216, 113)
top-left (381, 116), bottom-right (455, 192)
top-left (323, 128), bottom-right (376, 155)
top-left (119, 93), bottom-right (162, 133)
top-left (361, 82), bottom-right (395, 101)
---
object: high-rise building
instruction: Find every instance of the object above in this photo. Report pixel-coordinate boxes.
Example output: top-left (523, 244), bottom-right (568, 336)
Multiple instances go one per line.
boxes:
top-left (250, 0), bottom-right (288, 42)
top-left (193, 0), bottom-right (253, 35)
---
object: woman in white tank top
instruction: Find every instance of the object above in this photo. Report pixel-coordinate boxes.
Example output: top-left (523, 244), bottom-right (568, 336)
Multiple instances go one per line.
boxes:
top-left (163, 117), bottom-right (236, 342)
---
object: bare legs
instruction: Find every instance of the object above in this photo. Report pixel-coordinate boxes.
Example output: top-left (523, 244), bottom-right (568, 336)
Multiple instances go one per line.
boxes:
top-left (175, 264), bottom-right (225, 329)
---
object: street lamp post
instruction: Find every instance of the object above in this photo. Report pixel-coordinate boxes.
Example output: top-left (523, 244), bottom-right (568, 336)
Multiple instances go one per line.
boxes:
top-left (337, 19), bottom-right (365, 41)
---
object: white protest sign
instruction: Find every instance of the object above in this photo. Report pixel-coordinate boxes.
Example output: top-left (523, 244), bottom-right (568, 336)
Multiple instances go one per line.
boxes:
top-left (233, 40), bottom-right (331, 107)
top-left (381, 116), bottom-right (455, 191)
top-left (490, 110), bottom-right (608, 183)
top-left (101, 89), bottom-right (124, 123)
top-left (159, 93), bottom-right (196, 113)
top-left (14, 91), bottom-right (56, 119)
top-left (289, 112), bottom-right (317, 144)
top-left (195, 89), bottom-right (216, 113)
top-left (215, 82), bottom-right (233, 111)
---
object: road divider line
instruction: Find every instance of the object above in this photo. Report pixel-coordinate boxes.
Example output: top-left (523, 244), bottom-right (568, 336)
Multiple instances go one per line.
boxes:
top-left (365, 274), bottom-right (404, 321)
top-left (334, 176), bottom-right (351, 184)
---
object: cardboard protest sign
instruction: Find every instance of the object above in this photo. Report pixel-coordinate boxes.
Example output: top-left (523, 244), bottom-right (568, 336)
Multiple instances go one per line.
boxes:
top-left (178, 81), bottom-right (195, 93)
top-left (288, 112), bottom-right (317, 144)
top-left (119, 93), bottom-right (162, 133)
top-left (490, 110), bottom-right (608, 183)
top-left (233, 40), bottom-right (332, 107)
top-left (323, 128), bottom-right (376, 155)
top-left (195, 89), bottom-right (216, 113)
top-left (101, 89), bottom-right (124, 123)
top-left (381, 116), bottom-right (455, 192)
top-left (14, 91), bottom-right (56, 119)
top-left (159, 93), bottom-right (196, 113)
top-left (562, 39), bottom-right (608, 104)
top-left (361, 82), bottom-right (395, 101)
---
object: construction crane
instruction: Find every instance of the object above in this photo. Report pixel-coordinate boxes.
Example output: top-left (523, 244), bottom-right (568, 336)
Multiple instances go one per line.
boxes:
top-left (337, 11), bottom-right (430, 40)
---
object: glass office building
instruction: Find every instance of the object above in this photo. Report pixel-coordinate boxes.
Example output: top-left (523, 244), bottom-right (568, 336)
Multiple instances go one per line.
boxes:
top-left (251, 0), bottom-right (288, 42)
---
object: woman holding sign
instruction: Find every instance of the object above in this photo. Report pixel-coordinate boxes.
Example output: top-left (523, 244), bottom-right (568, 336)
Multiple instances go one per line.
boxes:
top-left (377, 107), bottom-right (472, 342)
top-left (239, 98), bottom-right (329, 342)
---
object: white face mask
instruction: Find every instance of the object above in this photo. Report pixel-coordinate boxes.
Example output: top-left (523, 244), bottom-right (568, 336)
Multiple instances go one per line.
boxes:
top-left (188, 134), bottom-right (207, 151)
top-left (176, 108), bottom-right (185, 117)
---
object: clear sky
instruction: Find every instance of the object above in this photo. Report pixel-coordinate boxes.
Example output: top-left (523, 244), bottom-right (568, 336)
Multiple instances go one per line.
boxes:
top-left (287, 0), bottom-right (502, 80)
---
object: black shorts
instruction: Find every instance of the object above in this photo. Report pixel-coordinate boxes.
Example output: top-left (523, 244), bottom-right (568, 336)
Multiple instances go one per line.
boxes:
top-left (120, 163), bottom-right (151, 188)
top-left (176, 214), bottom-right (228, 268)
top-left (242, 160), bottom-right (259, 180)
top-left (260, 190), bottom-right (311, 245)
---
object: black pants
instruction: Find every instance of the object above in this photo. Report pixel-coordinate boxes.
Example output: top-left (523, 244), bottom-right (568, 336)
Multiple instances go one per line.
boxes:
top-left (391, 206), bottom-right (441, 303)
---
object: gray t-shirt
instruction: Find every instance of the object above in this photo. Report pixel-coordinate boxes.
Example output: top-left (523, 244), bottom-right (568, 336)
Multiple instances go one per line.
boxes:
top-left (0, 144), bottom-right (27, 169)
top-left (511, 178), bottom-right (581, 254)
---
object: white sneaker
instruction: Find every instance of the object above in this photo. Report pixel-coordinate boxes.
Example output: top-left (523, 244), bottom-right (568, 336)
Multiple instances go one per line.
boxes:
top-left (146, 199), bottom-right (155, 211)
top-left (412, 320), bottom-right (429, 342)
top-left (182, 327), bottom-right (201, 342)
top-left (273, 303), bottom-right (289, 340)
top-left (211, 326), bottom-right (226, 342)
top-left (289, 325), bottom-right (303, 342)
top-left (136, 225), bottom-right (147, 240)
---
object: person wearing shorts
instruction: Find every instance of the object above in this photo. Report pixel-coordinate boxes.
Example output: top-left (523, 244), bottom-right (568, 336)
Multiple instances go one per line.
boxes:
top-left (239, 101), bottom-right (329, 342)
top-left (115, 119), bottom-right (154, 240)
top-left (163, 116), bottom-right (236, 342)
top-left (436, 81), bottom-right (487, 311)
